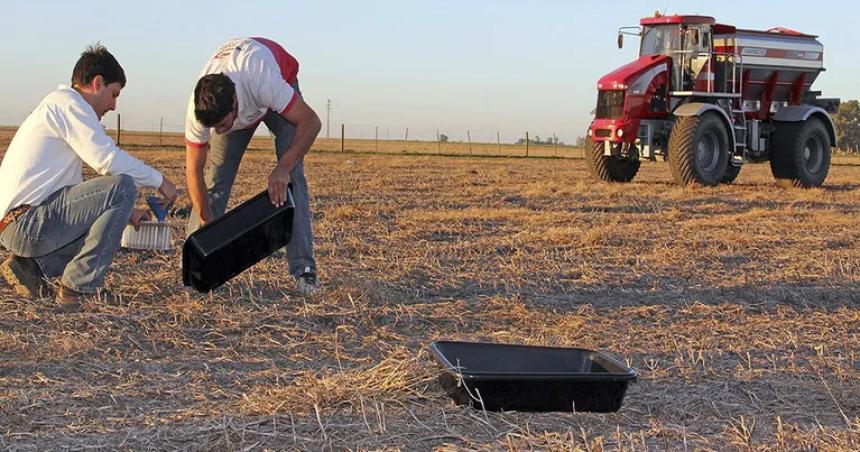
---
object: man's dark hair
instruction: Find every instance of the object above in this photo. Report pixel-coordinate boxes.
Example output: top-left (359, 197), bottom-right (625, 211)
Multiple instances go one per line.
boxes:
top-left (71, 43), bottom-right (126, 88)
top-left (194, 74), bottom-right (236, 127)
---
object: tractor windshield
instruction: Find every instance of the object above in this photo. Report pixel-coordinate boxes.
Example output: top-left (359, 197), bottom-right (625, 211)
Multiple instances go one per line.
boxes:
top-left (640, 25), bottom-right (682, 56)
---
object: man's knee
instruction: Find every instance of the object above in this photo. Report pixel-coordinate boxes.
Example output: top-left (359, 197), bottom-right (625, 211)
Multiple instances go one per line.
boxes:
top-left (106, 174), bottom-right (137, 206)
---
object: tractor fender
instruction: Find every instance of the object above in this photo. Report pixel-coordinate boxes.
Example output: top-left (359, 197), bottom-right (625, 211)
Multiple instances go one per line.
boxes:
top-left (672, 102), bottom-right (736, 150)
top-left (773, 105), bottom-right (837, 146)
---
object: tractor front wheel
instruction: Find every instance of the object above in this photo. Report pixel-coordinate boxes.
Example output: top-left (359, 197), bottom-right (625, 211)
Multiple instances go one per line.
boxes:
top-left (667, 113), bottom-right (730, 186)
top-left (586, 141), bottom-right (640, 183)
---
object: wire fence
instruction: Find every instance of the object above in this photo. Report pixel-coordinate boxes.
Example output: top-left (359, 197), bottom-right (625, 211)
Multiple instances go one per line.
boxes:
top-left (4, 111), bottom-right (860, 163)
top-left (0, 111), bottom-right (588, 159)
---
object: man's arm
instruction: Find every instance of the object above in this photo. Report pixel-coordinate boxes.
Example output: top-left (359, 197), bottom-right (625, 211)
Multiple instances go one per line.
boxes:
top-left (60, 101), bottom-right (164, 189)
top-left (58, 99), bottom-right (178, 206)
top-left (185, 143), bottom-right (213, 225)
top-left (267, 97), bottom-right (321, 207)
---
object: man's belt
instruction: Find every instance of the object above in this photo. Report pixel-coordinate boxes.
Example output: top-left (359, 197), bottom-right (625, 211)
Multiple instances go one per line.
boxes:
top-left (0, 205), bottom-right (31, 235)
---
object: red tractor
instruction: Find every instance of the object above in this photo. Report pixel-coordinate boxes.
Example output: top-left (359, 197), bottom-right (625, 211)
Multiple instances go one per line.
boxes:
top-left (587, 14), bottom-right (840, 187)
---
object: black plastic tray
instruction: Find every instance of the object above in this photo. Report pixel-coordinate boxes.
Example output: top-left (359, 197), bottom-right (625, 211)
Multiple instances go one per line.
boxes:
top-left (430, 341), bottom-right (636, 412)
top-left (182, 189), bottom-right (294, 292)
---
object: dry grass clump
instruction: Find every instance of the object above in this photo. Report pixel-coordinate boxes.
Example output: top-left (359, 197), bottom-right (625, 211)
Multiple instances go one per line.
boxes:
top-left (0, 129), bottom-right (859, 449)
top-left (240, 348), bottom-right (433, 416)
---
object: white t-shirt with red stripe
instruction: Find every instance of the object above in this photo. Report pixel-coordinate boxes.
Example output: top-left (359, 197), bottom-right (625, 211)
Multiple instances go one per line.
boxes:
top-left (184, 37), bottom-right (299, 148)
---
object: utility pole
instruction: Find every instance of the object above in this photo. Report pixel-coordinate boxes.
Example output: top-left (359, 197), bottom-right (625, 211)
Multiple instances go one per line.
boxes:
top-left (159, 117), bottom-right (164, 146)
top-left (497, 131), bottom-right (501, 157)
top-left (116, 114), bottom-right (122, 146)
top-left (326, 99), bottom-right (331, 139)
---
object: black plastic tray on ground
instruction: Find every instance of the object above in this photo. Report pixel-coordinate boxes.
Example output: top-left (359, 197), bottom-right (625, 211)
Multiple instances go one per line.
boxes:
top-left (182, 189), bottom-right (294, 292)
top-left (430, 341), bottom-right (636, 412)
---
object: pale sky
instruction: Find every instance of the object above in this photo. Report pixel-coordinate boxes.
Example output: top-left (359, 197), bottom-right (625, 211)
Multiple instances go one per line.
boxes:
top-left (1, 0), bottom-right (857, 143)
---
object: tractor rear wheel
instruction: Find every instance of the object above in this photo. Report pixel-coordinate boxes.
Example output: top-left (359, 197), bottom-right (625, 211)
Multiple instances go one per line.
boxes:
top-left (667, 113), bottom-right (729, 186)
top-left (586, 141), bottom-right (640, 183)
top-left (770, 118), bottom-right (831, 188)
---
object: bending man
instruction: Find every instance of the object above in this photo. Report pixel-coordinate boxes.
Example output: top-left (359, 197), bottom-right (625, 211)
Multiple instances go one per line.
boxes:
top-left (184, 37), bottom-right (322, 295)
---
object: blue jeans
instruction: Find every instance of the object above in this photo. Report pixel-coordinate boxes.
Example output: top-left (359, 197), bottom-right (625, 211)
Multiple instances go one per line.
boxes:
top-left (0, 175), bottom-right (136, 293)
top-left (186, 109), bottom-right (316, 278)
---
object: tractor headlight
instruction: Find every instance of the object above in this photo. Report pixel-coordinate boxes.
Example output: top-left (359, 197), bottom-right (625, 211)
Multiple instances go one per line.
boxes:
top-left (616, 129), bottom-right (624, 138)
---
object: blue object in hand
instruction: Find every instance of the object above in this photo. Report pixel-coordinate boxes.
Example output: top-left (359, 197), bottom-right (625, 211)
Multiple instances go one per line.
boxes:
top-left (147, 195), bottom-right (169, 222)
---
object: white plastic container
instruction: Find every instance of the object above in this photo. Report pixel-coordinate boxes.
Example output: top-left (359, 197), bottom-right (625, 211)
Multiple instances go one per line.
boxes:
top-left (121, 221), bottom-right (173, 250)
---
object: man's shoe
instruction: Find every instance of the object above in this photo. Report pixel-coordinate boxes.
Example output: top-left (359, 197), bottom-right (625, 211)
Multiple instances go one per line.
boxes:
top-left (1, 256), bottom-right (52, 298)
top-left (295, 267), bottom-right (320, 295)
top-left (56, 285), bottom-right (121, 312)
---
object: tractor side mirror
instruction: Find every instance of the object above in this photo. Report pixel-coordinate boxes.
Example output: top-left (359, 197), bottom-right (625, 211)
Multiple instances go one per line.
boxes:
top-left (617, 33), bottom-right (624, 49)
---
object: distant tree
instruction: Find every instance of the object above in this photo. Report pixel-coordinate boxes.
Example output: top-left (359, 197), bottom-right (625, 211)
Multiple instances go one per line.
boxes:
top-left (439, 134), bottom-right (449, 143)
top-left (834, 100), bottom-right (860, 153)
top-left (514, 135), bottom-right (564, 145)
top-left (575, 135), bottom-right (591, 147)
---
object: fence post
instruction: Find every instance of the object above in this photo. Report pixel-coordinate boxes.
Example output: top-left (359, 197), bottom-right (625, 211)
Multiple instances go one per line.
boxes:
top-left (553, 133), bottom-right (557, 157)
top-left (116, 114), bottom-right (122, 146)
top-left (341, 124), bottom-right (345, 152)
top-left (497, 131), bottom-right (501, 157)
top-left (436, 129), bottom-right (441, 154)
top-left (405, 128), bottom-right (409, 141)
top-left (159, 117), bottom-right (163, 146)
top-left (467, 130), bottom-right (472, 156)
top-left (525, 131), bottom-right (529, 157)
top-left (375, 126), bottom-right (379, 152)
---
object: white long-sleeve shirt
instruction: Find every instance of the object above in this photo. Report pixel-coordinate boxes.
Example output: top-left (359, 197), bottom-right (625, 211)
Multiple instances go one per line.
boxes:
top-left (0, 85), bottom-right (163, 217)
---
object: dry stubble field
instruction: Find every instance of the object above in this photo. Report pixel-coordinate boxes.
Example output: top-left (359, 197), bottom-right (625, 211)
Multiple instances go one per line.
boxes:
top-left (0, 128), bottom-right (859, 450)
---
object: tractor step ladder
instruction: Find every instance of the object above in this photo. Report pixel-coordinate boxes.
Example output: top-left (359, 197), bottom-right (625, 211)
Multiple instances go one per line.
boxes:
top-left (730, 108), bottom-right (747, 165)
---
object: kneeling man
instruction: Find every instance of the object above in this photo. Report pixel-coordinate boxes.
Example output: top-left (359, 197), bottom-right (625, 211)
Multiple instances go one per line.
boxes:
top-left (0, 44), bottom-right (178, 308)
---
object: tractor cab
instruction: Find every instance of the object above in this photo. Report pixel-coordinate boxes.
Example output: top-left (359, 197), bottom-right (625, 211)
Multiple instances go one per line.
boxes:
top-left (634, 15), bottom-right (716, 93)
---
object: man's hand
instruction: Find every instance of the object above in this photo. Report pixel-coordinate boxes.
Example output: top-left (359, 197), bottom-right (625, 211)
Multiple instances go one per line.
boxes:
top-left (129, 209), bottom-right (152, 230)
top-left (198, 209), bottom-right (213, 226)
top-left (158, 176), bottom-right (179, 210)
top-left (197, 204), bottom-right (214, 226)
top-left (267, 164), bottom-right (291, 207)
